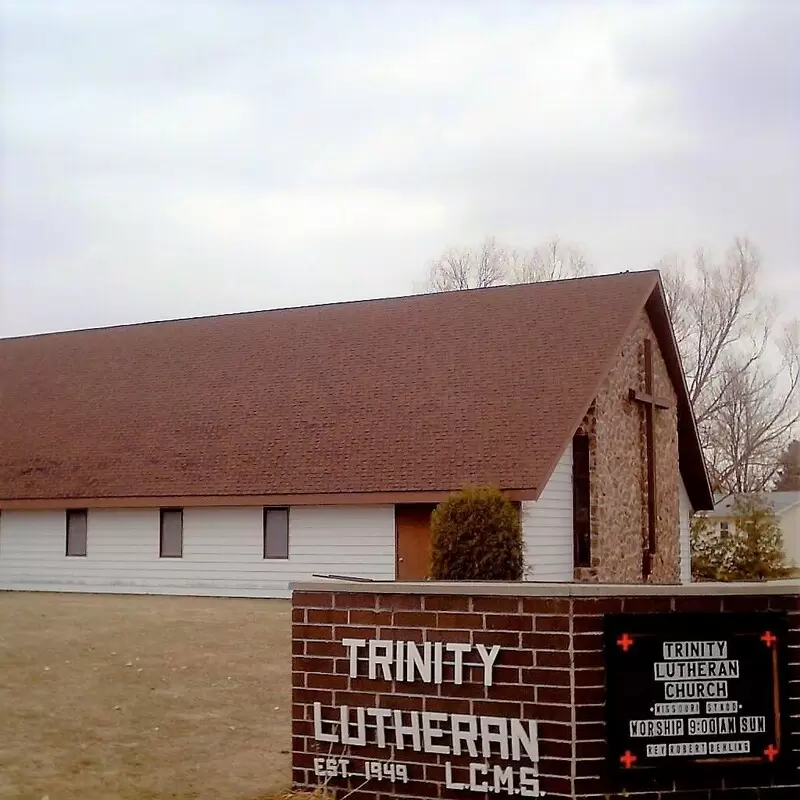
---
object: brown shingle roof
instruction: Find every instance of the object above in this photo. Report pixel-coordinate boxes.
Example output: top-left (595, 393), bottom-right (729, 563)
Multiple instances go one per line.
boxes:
top-left (0, 272), bottom-right (713, 508)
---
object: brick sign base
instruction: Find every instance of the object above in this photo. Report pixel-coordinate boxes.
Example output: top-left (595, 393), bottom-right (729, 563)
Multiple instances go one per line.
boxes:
top-left (291, 582), bottom-right (799, 800)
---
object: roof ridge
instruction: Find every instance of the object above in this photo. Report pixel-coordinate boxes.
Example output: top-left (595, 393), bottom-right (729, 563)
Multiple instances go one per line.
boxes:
top-left (1, 269), bottom-right (660, 342)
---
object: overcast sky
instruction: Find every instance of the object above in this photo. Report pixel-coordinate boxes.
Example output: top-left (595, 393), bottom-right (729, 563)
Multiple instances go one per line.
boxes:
top-left (1, 0), bottom-right (798, 338)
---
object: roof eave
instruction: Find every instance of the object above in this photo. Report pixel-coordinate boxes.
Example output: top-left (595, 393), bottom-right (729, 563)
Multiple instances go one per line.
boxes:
top-left (645, 280), bottom-right (715, 511)
top-left (0, 487), bottom-right (541, 510)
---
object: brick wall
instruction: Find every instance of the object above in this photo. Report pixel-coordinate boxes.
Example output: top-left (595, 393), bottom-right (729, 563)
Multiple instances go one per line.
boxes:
top-left (292, 586), bottom-right (799, 800)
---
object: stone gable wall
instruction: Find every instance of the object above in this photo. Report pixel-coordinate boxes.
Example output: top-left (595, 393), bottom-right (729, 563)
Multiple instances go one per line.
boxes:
top-left (579, 311), bottom-right (680, 584)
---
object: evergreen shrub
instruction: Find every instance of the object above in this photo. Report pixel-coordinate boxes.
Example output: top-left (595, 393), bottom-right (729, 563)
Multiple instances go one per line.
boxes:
top-left (431, 485), bottom-right (524, 580)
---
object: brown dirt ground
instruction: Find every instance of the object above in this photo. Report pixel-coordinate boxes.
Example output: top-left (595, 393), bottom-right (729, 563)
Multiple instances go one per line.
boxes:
top-left (0, 592), bottom-right (292, 800)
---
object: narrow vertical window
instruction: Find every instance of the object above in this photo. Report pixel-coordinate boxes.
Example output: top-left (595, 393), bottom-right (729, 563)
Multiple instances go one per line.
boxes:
top-left (66, 509), bottom-right (88, 557)
top-left (263, 507), bottom-right (289, 559)
top-left (572, 434), bottom-right (591, 568)
top-left (160, 508), bottom-right (183, 558)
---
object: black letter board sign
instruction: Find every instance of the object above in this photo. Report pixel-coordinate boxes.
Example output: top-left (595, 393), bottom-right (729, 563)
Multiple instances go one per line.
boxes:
top-left (604, 612), bottom-right (787, 776)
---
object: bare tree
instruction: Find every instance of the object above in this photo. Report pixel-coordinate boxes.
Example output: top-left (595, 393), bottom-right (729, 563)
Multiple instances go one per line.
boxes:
top-left (421, 236), bottom-right (591, 292)
top-left (508, 237), bottom-right (592, 283)
top-left (421, 233), bottom-right (798, 494)
top-left (660, 239), bottom-right (772, 425)
top-left (702, 341), bottom-right (800, 492)
top-left (423, 237), bottom-right (508, 292)
top-left (659, 238), bottom-right (800, 493)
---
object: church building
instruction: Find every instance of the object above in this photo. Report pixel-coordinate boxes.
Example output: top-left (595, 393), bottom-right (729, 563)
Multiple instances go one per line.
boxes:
top-left (0, 271), bottom-right (713, 597)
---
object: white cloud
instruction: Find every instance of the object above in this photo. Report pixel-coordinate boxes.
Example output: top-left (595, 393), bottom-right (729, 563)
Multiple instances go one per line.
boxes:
top-left (0, 0), bottom-right (797, 337)
top-left (170, 187), bottom-right (450, 250)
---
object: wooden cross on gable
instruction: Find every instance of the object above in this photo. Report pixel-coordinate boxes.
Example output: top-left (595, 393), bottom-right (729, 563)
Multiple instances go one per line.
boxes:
top-left (628, 338), bottom-right (671, 580)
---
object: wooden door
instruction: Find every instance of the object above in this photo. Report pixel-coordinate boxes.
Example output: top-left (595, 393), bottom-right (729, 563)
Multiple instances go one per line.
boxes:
top-left (395, 504), bottom-right (436, 581)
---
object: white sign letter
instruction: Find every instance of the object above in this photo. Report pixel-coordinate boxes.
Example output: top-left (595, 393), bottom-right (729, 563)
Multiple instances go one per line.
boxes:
top-left (366, 707), bottom-right (392, 748)
top-left (341, 638), bottom-right (366, 678)
top-left (446, 643), bottom-right (471, 684)
top-left (476, 644), bottom-right (501, 686)
top-left (368, 640), bottom-right (393, 681)
top-left (340, 705), bottom-right (367, 746)
top-left (451, 714), bottom-right (480, 757)
top-left (421, 711), bottom-right (451, 754)
top-left (313, 702), bottom-right (337, 743)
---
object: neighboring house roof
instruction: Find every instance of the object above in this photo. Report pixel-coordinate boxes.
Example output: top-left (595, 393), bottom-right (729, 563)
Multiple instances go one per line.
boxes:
top-left (708, 491), bottom-right (800, 518)
top-left (0, 271), bottom-right (713, 509)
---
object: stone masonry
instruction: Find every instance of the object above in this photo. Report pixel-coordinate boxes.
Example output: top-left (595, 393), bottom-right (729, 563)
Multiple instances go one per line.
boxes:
top-left (575, 310), bottom-right (680, 584)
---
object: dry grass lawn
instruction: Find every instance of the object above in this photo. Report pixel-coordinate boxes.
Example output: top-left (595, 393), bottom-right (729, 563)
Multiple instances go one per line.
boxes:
top-left (0, 592), bottom-right (292, 800)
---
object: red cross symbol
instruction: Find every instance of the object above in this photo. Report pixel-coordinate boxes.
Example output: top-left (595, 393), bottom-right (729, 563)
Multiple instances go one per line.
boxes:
top-left (617, 633), bottom-right (634, 652)
top-left (620, 750), bottom-right (637, 769)
top-left (761, 631), bottom-right (777, 648)
top-left (763, 744), bottom-right (779, 762)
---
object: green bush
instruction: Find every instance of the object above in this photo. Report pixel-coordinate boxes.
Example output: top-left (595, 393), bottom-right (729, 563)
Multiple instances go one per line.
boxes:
top-left (691, 494), bottom-right (790, 582)
top-left (431, 485), bottom-right (524, 580)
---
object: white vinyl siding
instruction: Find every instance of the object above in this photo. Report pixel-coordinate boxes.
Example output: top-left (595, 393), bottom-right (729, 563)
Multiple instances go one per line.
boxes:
top-left (522, 445), bottom-right (574, 582)
top-left (679, 477), bottom-right (692, 584)
top-left (0, 505), bottom-right (395, 598)
top-left (782, 505), bottom-right (800, 569)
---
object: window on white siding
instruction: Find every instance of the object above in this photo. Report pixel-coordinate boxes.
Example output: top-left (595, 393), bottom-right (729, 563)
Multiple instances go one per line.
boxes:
top-left (264, 507), bottom-right (289, 559)
top-left (160, 508), bottom-right (183, 558)
top-left (720, 521), bottom-right (730, 539)
top-left (66, 509), bottom-right (88, 557)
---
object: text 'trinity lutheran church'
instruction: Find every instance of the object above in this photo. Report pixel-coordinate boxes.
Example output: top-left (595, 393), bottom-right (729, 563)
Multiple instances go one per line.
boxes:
top-left (0, 271), bottom-right (713, 597)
